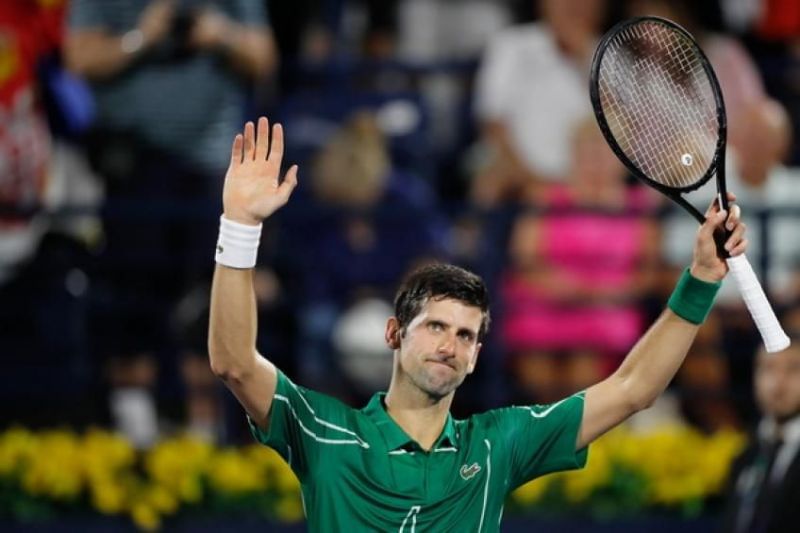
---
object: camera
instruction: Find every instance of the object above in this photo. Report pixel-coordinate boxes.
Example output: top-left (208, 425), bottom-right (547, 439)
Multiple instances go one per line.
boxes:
top-left (165, 0), bottom-right (199, 58)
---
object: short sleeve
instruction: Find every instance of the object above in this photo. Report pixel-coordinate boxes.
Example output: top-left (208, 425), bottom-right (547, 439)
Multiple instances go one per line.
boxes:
top-left (230, 0), bottom-right (269, 26)
top-left (494, 392), bottom-right (588, 489)
top-left (248, 370), bottom-right (363, 481)
top-left (473, 32), bottom-right (515, 121)
top-left (67, 0), bottom-right (110, 29)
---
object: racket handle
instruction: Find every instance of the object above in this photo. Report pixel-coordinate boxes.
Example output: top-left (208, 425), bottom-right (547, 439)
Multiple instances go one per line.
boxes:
top-left (726, 254), bottom-right (791, 353)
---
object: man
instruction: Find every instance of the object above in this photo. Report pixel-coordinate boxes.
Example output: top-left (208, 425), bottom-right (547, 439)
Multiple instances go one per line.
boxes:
top-left (64, 1), bottom-right (277, 438)
top-left (471, 0), bottom-right (606, 206)
top-left (721, 338), bottom-right (800, 533)
top-left (0, 0), bottom-right (65, 281)
top-left (65, 0), bottom-right (276, 176)
top-left (209, 117), bottom-right (748, 530)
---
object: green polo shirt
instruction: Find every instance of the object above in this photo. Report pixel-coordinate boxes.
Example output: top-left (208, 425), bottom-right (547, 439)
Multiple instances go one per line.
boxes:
top-left (249, 370), bottom-right (588, 531)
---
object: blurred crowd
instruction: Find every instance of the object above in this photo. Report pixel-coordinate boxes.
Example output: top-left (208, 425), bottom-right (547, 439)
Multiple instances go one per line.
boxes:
top-left (2, 0), bottom-right (800, 455)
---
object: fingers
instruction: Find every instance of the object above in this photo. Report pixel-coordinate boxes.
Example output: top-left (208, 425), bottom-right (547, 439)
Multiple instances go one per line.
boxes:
top-left (699, 206), bottom-right (727, 240)
top-left (268, 123), bottom-right (284, 163)
top-left (255, 117), bottom-right (269, 161)
top-left (243, 121), bottom-right (256, 160)
top-left (238, 117), bottom-right (283, 164)
top-left (724, 210), bottom-right (747, 255)
top-left (703, 192), bottom-right (737, 217)
top-left (278, 165), bottom-right (299, 201)
top-left (229, 134), bottom-right (243, 169)
top-left (729, 238), bottom-right (748, 257)
top-left (725, 203), bottom-right (741, 232)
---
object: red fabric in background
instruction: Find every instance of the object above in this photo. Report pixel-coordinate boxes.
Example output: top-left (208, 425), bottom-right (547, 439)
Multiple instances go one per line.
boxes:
top-left (0, 0), bottom-right (64, 105)
top-left (758, 0), bottom-right (800, 40)
top-left (0, 0), bottom-right (64, 216)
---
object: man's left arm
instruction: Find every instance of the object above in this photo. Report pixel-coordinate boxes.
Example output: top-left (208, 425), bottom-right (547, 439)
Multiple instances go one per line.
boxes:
top-left (578, 196), bottom-right (747, 450)
top-left (190, 7), bottom-right (278, 80)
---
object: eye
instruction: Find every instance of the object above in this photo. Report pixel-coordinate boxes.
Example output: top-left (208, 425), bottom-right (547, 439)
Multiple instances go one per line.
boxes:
top-left (458, 331), bottom-right (476, 343)
top-left (428, 321), bottom-right (444, 332)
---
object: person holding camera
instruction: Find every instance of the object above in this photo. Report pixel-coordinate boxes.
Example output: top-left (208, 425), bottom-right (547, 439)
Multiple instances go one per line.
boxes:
top-left (64, 0), bottom-right (278, 442)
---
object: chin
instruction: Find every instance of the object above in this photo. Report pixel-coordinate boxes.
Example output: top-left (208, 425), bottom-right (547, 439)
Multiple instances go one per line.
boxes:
top-left (422, 376), bottom-right (464, 400)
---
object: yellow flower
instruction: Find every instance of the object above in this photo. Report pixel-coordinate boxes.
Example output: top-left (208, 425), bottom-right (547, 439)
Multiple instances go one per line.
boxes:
top-left (274, 494), bottom-right (305, 522)
top-left (512, 477), bottom-right (550, 505)
top-left (130, 502), bottom-right (161, 531)
top-left (562, 439), bottom-right (612, 503)
top-left (178, 475), bottom-right (203, 504)
top-left (144, 435), bottom-right (211, 502)
top-left (90, 478), bottom-right (127, 515)
top-left (21, 430), bottom-right (83, 500)
top-left (208, 448), bottom-right (265, 494)
top-left (0, 427), bottom-right (36, 476)
top-left (146, 484), bottom-right (179, 515)
top-left (268, 457), bottom-right (301, 493)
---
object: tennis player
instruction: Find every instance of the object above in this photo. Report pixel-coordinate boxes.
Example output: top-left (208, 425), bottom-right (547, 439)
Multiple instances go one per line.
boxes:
top-left (209, 117), bottom-right (747, 531)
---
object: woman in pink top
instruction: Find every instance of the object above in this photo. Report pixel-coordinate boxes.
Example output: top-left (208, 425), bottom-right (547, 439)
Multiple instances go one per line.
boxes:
top-left (499, 118), bottom-right (661, 403)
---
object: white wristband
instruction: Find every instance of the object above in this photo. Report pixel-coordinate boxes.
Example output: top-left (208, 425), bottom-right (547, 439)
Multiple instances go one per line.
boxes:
top-left (215, 215), bottom-right (262, 269)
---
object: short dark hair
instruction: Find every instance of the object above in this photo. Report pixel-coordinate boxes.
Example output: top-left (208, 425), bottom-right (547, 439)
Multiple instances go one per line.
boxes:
top-left (394, 263), bottom-right (490, 338)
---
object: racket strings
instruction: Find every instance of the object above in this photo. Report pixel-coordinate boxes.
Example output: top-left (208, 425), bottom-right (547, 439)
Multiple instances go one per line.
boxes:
top-left (598, 21), bottom-right (719, 189)
top-left (606, 29), bottom-right (714, 185)
top-left (603, 25), bottom-right (713, 183)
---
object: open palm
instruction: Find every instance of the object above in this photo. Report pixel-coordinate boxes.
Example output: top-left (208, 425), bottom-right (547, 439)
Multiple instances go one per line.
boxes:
top-left (223, 117), bottom-right (298, 226)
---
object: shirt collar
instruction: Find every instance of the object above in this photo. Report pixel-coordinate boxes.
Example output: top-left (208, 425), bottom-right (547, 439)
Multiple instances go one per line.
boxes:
top-left (362, 392), bottom-right (459, 452)
top-left (758, 414), bottom-right (800, 444)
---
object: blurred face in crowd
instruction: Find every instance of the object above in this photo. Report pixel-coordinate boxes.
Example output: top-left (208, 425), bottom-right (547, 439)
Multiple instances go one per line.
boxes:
top-left (755, 344), bottom-right (800, 424)
top-left (541, 0), bottom-right (605, 36)
top-left (571, 120), bottom-right (626, 188)
top-left (386, 298), bottom-right (482, 401)
top-left (736, 99), bottom-right (791, 187)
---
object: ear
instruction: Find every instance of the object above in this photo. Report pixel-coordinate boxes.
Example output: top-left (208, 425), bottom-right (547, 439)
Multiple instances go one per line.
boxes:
top-left (466, 342), bottom-right (482, 375)
top-left (385, 317), bottom-right (402, 350)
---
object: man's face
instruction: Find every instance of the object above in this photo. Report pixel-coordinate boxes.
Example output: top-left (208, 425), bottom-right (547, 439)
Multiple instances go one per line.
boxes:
top-left (386, 297), bottom-right (483, 401)
top-left (755, 346), bottom-right (800, 423)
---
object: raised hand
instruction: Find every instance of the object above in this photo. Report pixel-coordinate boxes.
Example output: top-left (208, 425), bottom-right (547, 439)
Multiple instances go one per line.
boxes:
top-left (137, 0), bottom-right (175, 49)
top-left (690, 193), bottom-right (747, 282)
top-left (223, 117), bottom-right (298, 226)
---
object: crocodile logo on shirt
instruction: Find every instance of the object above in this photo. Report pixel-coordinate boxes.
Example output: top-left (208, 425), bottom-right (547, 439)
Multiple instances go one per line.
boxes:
top-left (459, 462), bottom-right (481, 480)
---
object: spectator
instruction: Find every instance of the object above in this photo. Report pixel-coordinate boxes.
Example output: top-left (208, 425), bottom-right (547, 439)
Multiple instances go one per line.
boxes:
top-left (720, 336), bottom-right (800, 533)
top-left (676, 309), bottom-right (742, 432)
top-left (65, 0), bottom-right (278, 427)
top-left (293, 111), bottom-right (446, 398)
top-left (171, 266), bottom-right (298, 444)
top-left (0, 1), bottom-right (101, 424)
top-left (64, 0), bottom-right (277, 288)
top-left (627, 0), bottom-right (768, 160)
top-left (0, 0), bottom-right (65, 282)
top-left (499, 118), bottom-right (660, 403)
top-left (471, 0), bottom-right (608, 207)
top-left (663, 99), bottom-right (800, 309)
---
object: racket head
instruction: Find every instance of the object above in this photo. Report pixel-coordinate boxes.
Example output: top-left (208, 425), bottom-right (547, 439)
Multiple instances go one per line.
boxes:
top-left (589, 16), bottom-right (727, 197)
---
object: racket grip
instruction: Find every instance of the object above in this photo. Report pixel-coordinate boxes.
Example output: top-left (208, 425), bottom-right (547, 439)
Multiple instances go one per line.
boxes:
top-left (726, 254), bottom-right (791, 353)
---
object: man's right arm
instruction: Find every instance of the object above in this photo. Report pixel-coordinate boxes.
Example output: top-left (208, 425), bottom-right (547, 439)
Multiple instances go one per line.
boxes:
top-left (208, 266), bottom-right (277, 428)
top-left (65, 0), bottom-right (173, 80)
top-left (208, 117), bottom-right (298, 430)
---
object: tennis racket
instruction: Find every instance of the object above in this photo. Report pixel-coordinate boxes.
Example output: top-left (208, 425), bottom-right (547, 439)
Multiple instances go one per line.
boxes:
top-left (589, 16), bottom-right (790, 352)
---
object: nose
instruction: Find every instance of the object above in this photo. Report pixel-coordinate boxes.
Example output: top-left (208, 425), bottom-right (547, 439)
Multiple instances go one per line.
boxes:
top-left (437, 333), bottom-right (456, 356)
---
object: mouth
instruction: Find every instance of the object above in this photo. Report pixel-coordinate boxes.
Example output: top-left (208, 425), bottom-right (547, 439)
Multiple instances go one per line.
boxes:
top-left (426, 359), bottom-right (456, 370)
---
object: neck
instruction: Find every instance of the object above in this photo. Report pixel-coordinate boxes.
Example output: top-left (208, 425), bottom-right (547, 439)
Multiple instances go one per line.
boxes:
top-left (384, 378), bottom-right (453, 451)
